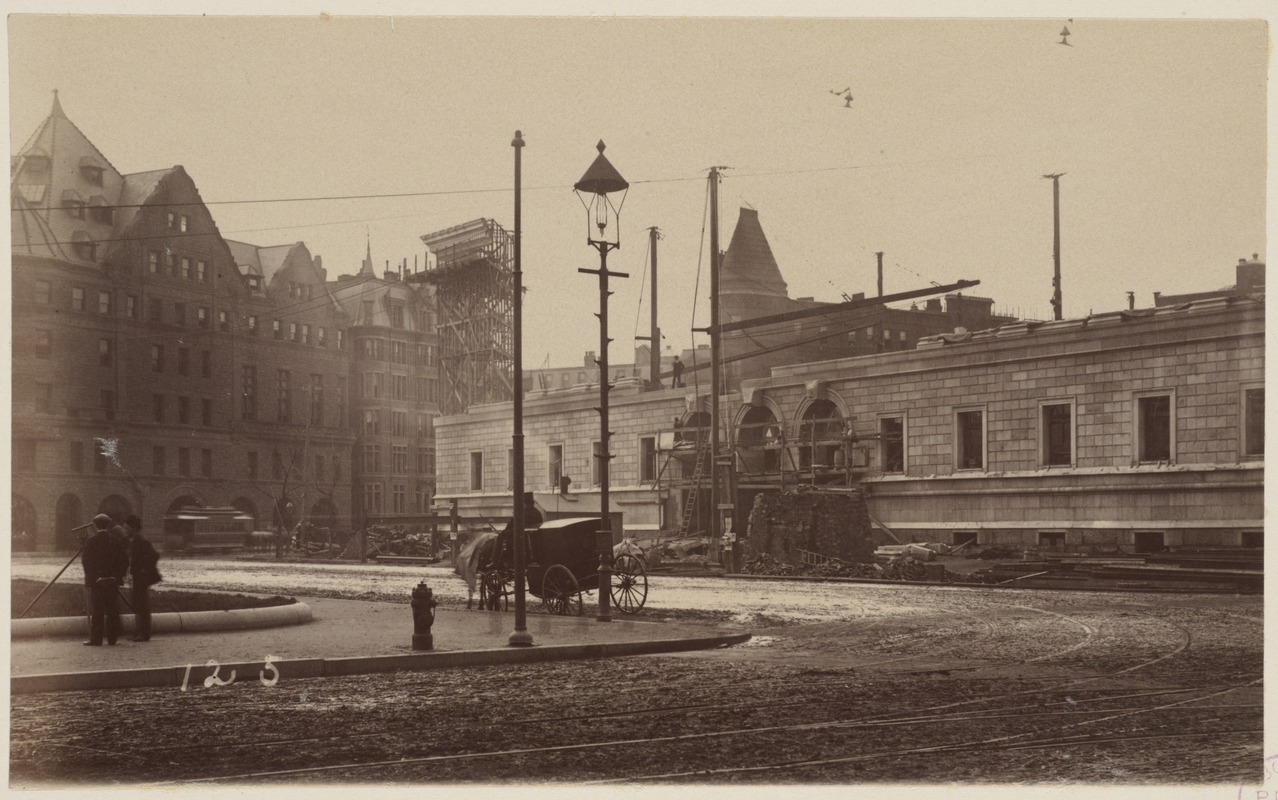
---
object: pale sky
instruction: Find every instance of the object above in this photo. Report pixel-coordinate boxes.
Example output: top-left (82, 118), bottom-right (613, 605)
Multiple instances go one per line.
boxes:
top-left (7, 8), bottom-right (1270, 369)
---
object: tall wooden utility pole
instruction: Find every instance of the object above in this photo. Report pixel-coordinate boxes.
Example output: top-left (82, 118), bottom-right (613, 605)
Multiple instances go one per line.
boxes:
top-left (708, 167), bottom-right (723, 565)
top-left (636, 227), bottom-right (662, 388)
top-left (1044, 173), bottom-right (1064, 320)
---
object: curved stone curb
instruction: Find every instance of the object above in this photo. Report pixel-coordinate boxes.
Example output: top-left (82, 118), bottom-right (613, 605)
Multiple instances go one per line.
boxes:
top-left (10, 602), bottom-right (313, 640)
top-left (11, 632), bottom-right (752, 695)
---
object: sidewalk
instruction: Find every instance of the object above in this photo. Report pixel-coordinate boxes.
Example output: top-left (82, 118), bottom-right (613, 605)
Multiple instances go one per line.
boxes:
top-left (10, 595), bottom-right (751, 694)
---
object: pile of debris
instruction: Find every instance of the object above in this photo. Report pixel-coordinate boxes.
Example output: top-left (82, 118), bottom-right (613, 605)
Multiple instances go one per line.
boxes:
top-left (740, 552), bottom-right (997, 584)
top-left (362, 527), bottom-right (436, 560)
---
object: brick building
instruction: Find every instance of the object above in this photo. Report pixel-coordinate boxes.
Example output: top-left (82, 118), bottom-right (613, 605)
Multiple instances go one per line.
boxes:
top-left (10, 95), bottom-right (440, 551)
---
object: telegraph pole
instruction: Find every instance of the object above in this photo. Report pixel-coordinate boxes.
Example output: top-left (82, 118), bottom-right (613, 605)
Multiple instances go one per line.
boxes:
top-left (1044, 173), bottom-right (1064, 320)
top-left (708, 167), bottom-right (723, 565)
top-left (635, 227), bottom-right (662, 388)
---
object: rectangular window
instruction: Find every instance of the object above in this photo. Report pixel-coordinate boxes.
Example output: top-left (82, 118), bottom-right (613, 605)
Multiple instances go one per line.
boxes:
top-left (247, 451), bottom-right (258, 479)
top-left (34, 329), bottom-right (51, 358)
top-left (318, 327), bottom-right (328, 347)
top-left (152, 344), bottom-right (164, 372)
top-left (34, 280), bottom-right (51, 305)
top-left (72, 287), bottom-right (85, 311)
top-left (178, 396), bottom-right (190, 425)
top-left (393, 374), bottom-right (407, 400)
top-left (389, 304), bottom-right (404, 328)
top-left (277, 370), bottom-right (292, 422)
top-left (364, 444), bottom-right (382, 472)
top-left (98, 290), bottom-right (112, 314)
top-left (393, 484), bottom-right (406, 513)
top-left (301, 324), bottom-right (311, 344)
top-left (361, 301), bottom-right (374, 324)
top-left (363, 483), bottom-right (383, 513)
top-left (167, 212), bottom-right (176, 229)
top-left (364, 409), bottom-right (380, 435)
top-left (201, 449), bottom-right (213, 477)
top-left (178, 447), bottom-right (191, 476)
top-left (393, 446), bottom-right (408, 475)
top-left (955, 408), bottom-right (985, 470)
top-left (168, 250), bottom-right (178, 276)
top-left (196, 260), bottom-right (207, 282)
top-left (310, 375), bottom-right (324, 425)
top-left (99, 338), bottom-right (113, 367)
top-left (219, 310), bottom-right (229, 332)
top-left (470, 452), bottom-right (484, 491)
top-left (148, 251), bottom-right (160, 273)
top-left (241, 365), bottom-right (257, 421)
top-left (1041, 401), bottom-right (1074, 467)
top-left (548, 444), bottom-right (564, 490)
top-left (1038, 530), bottom-right (1066, 550)
top-left (178, 347), bottom-right (189, 376)
top-left (289, 322), bottom-right (298, 341)
top-left (273, 319), bottom-right (283, 340)
top-left (181, 257), bottom-right (191, 280)
top-left (1242, 387), bottom-right (1264, 458)
top-left (247, 315), bottom-right (258, 336)
top-left (153, 446), bottom-right (165, 475)
top-left (126, 295), bottom-right (137, 319)
top-left (101, 390), bottom-right (115, 421)
top-left (392, 411), bottom-right (407, 437)
top-left (202, 398), bottom-right (213, 427)
top-left (1136, 393), bottom-right (1173, 463)
top-left (640, 436), bottom-right (657, 482)
top-left (201, 350), bottom-right (211, 378)
top-left (197, 306), bottom-right (209, 328)
top-left (337, 329), bottom-right (346, 350)
top-left (149, 299), bottom-right (163, 323)
top-left (153, 394), bottom-right (166, 423)
top-left (180, 214), bottom-right (189, 233)
top-left (173, 302), bottom-right (186, 326)
top-left (880, 416), bottom-right (905, 473)
top-left (69, 441), bottom-right (84, 473)
top-left (336, 378), bottom-right (346, 426)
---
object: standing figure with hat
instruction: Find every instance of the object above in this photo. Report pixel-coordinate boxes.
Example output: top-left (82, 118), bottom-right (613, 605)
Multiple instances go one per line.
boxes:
top-left (483, 492), bottom-right (543, 573)
top-left (82, 514), bottom-right (129, 646)
top-left (123, 514), bottom-right (161, 642)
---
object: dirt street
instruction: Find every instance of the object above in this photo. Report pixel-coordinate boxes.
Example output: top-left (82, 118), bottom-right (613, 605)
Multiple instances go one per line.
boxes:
top-left (8, 557), bottom-right (1263, 786)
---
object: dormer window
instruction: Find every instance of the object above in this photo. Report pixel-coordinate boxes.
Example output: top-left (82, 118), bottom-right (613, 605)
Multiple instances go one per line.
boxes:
top-left (89, 202), bottom-right (114, 226)
top-left (62, 190), bottom-right (87, 220)
top-left (71, 231), bottom-right (96, 261)
top-left (79, 157), bottom-right (104, 186)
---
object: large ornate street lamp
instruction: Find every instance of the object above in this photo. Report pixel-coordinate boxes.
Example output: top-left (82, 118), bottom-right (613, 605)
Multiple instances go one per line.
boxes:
top-left (574, 141), bottom-right (628, 622)
top-left (509, 130), bottom-right (532, 646)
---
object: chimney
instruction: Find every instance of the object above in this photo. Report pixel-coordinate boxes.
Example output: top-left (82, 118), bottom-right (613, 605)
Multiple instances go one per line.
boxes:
top-left (584, 351), bottom-right (596, 367)
top-left (1236, 254), bottom-right (1265, 294)
top-left (925, 298), bottom-right (942, 313)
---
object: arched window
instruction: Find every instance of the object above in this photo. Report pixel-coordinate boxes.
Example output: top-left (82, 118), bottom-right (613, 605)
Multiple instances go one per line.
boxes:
top-left (798, 400), bottom-right (844, 469)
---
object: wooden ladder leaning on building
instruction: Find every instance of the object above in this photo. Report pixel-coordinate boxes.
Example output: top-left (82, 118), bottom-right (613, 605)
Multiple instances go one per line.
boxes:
top-left (677, 433), bottom-right (709, 538)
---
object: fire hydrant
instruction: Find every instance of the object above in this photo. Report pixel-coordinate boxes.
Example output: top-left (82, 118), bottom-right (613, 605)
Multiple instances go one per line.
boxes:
top-left (411, 581), bottom-right (438, 651)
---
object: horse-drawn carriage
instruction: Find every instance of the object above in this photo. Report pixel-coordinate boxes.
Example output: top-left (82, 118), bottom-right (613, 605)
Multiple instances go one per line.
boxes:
top-left (478, 517), bottom-right (648, 615)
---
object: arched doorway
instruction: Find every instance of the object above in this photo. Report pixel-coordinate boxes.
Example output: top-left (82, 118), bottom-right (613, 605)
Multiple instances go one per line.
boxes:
top-left (12, 494), bottom-right (37, 552)
top-left (165, 495), bottom-right (201, 516)
top-left (310, 498), bottom-right (338, 531)
top-left (97, 494), bottom-right (133, 523)
top-left (676, 410), bottom-right (711, 445)
top-left (798, 399), bottom-right (845, 468)
top-left (738, 405), bottom-right (781, 474)
top-left (54, 493), bottom-right (82, 551)
top-left (231, 497), bottom-right (258, 530)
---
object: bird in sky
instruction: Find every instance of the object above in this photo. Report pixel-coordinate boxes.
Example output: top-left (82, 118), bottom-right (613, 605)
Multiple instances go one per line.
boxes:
top-left (829, 87), bottom-right (853, 107)
top-left (1058, 19), bottom-right (1073, 47)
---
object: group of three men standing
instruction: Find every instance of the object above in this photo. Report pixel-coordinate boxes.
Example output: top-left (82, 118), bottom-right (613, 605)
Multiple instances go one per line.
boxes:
top-left (81, 513), bottom-right (162, 646)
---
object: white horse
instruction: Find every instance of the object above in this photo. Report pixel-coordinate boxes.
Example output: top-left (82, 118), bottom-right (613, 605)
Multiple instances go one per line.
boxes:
top-left (454, 531), bottom-right (497, 610)
top-left (613, 537), bottom-right (646, 564)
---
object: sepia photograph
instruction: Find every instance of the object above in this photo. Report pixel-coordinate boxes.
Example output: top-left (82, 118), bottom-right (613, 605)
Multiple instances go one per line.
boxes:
top-left (5, 3), bottom-right (1270, 795)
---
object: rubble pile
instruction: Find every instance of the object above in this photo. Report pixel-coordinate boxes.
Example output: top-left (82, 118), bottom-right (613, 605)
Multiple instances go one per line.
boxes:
top-left (740, 553), bottom-right (998, 584)
top-left (362, 527), bottom-right (436, 560)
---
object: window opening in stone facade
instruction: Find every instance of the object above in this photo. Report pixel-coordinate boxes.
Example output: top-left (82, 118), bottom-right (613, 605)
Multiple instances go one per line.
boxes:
top-left (277, 369), bottom-right (292, 423)
top-left (1042, 402), bottom-right (1072, 466)
top-left (955, 408), bottom-right (985, 470)
top-left (1133, 530), bottom-right (1165, 554)
top-left (640, 436), bottom-right (656, 482)
top-left (1137, 394), bottom-right (1172, 462)
top-left (880, 416), bottom-right (905, 473)
top-left (470, 452), bottom-right (484, 491)
top-left (72, 287), bottom-right (84, 311)
top-left (548, 444), bottom-right (563, 489)
top-left (242, 366), bottom-right (257, 421)
top-left (1243, 388), bottom-right (1264, 458)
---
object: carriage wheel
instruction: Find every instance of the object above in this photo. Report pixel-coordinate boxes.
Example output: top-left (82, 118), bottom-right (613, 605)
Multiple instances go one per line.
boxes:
top-left (541, 564), bottom-right (582, 616)
top-left (479, 570), bottom-right (509, 612)
top-left (610, 553), bottom-right (648, 613)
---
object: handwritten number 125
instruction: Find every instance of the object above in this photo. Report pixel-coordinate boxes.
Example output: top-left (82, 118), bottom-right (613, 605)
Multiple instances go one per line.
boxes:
top-left (180, 655), bottom-right (280, 691)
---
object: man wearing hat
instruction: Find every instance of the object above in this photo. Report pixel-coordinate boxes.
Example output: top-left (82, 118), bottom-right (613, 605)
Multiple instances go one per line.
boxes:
top-left (123, 515), bottom-right (161, 642)
top-left (82, 514), bottom-right (130, 646)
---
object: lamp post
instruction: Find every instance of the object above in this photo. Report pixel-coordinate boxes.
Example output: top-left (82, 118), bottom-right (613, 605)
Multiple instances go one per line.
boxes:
top-left (574, 140), bottom-right (628, 622)
top-left (509, 130), bottom-right (532, 646)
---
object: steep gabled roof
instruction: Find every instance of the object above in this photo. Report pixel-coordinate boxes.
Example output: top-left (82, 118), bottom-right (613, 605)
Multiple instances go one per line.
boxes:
top-left (225, 239), bottom-right (263, 277)
top-left (720, 207), bottom-right (789, 299)
top-left (111, 167), bottom-right (176, 235)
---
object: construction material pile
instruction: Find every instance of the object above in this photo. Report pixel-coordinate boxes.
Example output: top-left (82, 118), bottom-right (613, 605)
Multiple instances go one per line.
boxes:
top-left (362, 527), bottom-right (435, 560)
top-left (740, 553), bottom-right (997, 584)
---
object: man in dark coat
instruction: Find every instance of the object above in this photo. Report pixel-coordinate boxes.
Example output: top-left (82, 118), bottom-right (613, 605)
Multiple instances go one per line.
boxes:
top-left (671, 355), bottom-right (685, 388)
top-left (124, 514), bottom-right (161, 642)
top-left (82, 514), bottom-right (129, 646)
